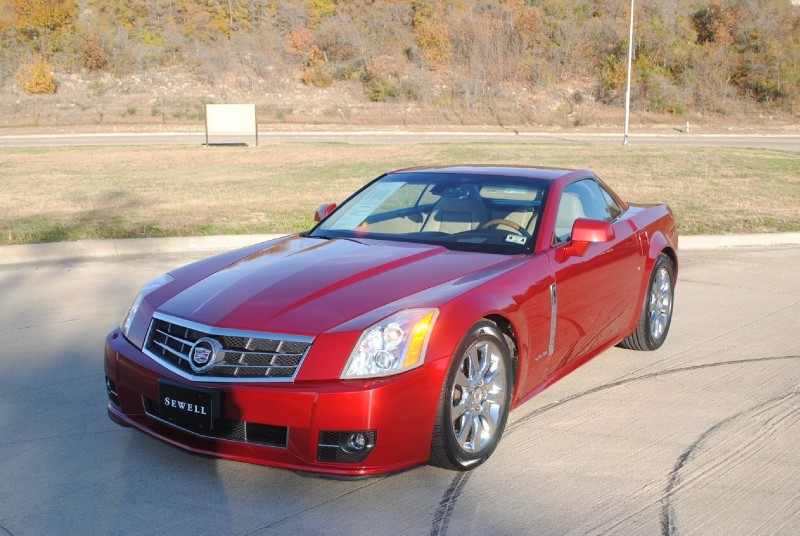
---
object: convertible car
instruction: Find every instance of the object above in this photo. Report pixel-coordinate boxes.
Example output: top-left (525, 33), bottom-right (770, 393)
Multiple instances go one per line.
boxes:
top-left (105, 165), bottom-right (678, 476)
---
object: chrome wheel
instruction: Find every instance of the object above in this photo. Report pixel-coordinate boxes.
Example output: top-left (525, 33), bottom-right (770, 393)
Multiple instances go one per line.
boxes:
top-left (430, 321), bottom-right (513, 470)
top-left (619, 253), bottom-right (675, 352)
top-left (648, 264), bottom-right (673, 340)
top-left (448, 339), bottom-right (507, 453)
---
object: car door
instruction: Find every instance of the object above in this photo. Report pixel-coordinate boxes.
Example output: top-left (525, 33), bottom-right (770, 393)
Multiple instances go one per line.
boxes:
top-left (545, 179), bottom-right (641, 375)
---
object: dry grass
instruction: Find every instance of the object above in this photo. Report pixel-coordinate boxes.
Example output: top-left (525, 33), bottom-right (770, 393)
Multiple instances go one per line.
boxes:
top-left (0, 143), bottom-right (798, 245)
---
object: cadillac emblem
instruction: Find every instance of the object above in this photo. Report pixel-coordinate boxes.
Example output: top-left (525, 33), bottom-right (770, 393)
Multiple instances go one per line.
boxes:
top-left (190, 337), bottom-right (223, 374)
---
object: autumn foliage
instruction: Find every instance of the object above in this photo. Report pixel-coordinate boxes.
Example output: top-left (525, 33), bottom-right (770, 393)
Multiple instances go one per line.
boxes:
top-left (15, 56), bottom-right (57, 94)
top-left (0, 0), bottom-right (797, 113)
top-left (13, 0), bottom-right (76, 40)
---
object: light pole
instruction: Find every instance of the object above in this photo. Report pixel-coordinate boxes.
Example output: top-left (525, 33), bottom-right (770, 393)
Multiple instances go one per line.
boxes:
top-left (623, 0), bottom-right (635, 145)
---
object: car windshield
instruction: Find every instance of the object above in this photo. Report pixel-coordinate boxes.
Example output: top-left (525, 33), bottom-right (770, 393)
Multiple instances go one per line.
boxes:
top-left (309, 171), bottom-right (549, 254)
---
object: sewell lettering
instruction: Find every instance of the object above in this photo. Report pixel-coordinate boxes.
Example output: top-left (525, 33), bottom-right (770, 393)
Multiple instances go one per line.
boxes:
top-left (163, 396), bottom-right (207, 415)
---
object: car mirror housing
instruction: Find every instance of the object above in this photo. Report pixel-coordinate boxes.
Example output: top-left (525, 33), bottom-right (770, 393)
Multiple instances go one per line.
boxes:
top-left (572, 218), bottom-right (615, 245)
top-left (558, 218), bottom-right (616, 259)
top-left (314, 203), bottom-right (337, 222)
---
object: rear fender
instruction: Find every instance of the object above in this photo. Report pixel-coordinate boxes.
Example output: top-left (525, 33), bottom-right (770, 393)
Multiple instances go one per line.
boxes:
top-left (628, 228), bottom-right (677, 334)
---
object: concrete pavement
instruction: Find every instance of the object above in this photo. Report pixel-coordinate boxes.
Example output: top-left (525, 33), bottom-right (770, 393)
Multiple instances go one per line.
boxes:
top-left (0, 246), bottom-right (797, 534)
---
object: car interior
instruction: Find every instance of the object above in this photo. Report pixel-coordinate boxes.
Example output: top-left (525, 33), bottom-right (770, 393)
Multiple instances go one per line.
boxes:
top-left (554, 192), bottom-right (586, 243)
top-left (385, 187), bottom-right (537, 244)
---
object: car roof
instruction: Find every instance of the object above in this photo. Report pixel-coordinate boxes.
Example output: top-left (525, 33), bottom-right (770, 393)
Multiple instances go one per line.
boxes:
top-left (389, 165), bottom-right (590, 182)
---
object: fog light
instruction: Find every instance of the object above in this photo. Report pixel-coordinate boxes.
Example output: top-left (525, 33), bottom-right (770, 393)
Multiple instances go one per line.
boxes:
top-left (317, 430), bottom-right (377, 463)
top-left (105, 376), bottom-right (120, 408)
top-left (346, 432), bottom-right (367, 452)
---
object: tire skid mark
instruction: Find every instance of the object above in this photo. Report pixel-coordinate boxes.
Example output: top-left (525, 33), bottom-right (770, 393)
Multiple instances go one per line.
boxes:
top-left (430, 471), bottom-right (470, 536)
top-left (507, 355), bottom-right (800, 438)
top-left (430, 354), bottom-right (799, 535)
top-left (660, 384), bottom-right (800, 536)
top-left (620, 296), bottom-right (800, 381)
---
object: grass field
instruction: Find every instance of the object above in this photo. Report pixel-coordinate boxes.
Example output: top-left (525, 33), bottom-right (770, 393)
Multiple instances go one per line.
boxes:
top-left (1, 143), bottom-right (798, 246)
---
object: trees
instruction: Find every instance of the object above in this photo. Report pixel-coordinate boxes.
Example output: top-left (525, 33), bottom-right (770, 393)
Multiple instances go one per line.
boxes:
top-left (10, 0), bottom-right (77, 93)
top-left (0, 0), bottom-right (796, 113)
top-left (13, 0), bottom-right (76, 44)
top-left (691, 0), bottom-right (800, 109)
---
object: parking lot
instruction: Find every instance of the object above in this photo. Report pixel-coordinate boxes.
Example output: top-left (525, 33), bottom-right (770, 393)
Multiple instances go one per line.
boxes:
top-left (1, 245), bottom-right (798, 535)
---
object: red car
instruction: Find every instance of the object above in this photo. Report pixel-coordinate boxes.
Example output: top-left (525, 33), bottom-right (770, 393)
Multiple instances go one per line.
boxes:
top-left (105, 165), bottom-right (678, 476)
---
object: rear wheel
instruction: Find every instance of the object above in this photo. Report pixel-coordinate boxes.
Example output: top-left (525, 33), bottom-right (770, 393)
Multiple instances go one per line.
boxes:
top-left (620, 253), bottom-right (675, 351)
top-left (430, 321), bottom-right (513, 470)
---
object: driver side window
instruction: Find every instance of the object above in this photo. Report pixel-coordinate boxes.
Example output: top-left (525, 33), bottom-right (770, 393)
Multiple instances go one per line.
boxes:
top-left (554, 179), bottom-right (616, 243)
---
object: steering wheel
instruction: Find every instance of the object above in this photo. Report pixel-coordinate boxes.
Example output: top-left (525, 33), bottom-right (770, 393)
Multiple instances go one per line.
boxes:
top-left (481, 219), bottom-right (531, 238)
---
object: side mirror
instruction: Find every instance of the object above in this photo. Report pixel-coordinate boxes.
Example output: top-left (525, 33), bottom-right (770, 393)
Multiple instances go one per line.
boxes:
top-left (314, 203), bottom-right (337, 222)
top-left (558, 218), bottom-right (615, 259)
top-left (572, 218), bottom-right (615, 245)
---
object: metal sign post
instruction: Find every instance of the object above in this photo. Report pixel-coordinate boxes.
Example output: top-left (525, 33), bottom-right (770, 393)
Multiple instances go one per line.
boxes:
top-left (623, 0), bottom-right (635, 146)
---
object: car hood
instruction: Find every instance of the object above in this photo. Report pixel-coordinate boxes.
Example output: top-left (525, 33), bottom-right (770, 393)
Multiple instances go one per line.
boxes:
top-left (158, 235), bottom-right (511, 336)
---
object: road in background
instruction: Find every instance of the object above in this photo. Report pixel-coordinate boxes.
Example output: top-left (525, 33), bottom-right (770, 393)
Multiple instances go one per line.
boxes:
top-left (0, 130), bottom-right (798, 151)
top-left (1, 246), bottom-right (798, 535)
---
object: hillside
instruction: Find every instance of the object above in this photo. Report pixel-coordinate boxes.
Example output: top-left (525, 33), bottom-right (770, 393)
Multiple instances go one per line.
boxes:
top-left (1, 0), bottom-right (798, 128)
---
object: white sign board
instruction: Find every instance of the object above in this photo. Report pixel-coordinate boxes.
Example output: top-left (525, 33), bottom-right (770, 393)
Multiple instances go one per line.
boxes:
top-left (205, 104), bottom-right (258, 146)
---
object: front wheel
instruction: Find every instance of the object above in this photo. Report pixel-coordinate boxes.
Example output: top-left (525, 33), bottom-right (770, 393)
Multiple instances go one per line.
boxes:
top-left (430, 321), bottom-right (513, 471)
top-left (620, 253), bottom-right (675, 351)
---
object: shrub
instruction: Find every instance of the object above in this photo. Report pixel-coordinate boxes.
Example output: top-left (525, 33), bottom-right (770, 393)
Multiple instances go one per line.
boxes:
top-left (15, 57), bottom-right (57, 94)
top-left (365, 78), bottom-right (398, 102)
top-left (301, 66), bottom-right (334, 87)
top-left (81, 34), bottom-right (106, 71)
top-left (13, 0), bottom-right (76, 41)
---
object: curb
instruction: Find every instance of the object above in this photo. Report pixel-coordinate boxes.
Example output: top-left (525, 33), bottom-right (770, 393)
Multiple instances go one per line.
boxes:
top-left (1, 232), bottom-right (799, 266)
top-left (0, 234), bottom-right (283, 266)
top-left (678, 232), bottom-right (800, 250)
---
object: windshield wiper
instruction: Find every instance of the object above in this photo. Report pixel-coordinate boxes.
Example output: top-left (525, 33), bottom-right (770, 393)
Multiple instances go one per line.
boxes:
top-left (309, 234), bottom-right (366, 245)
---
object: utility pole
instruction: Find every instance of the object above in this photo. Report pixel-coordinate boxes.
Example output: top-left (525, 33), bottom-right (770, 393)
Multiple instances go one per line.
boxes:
top-left (623, 0), bottom-right (635, 145)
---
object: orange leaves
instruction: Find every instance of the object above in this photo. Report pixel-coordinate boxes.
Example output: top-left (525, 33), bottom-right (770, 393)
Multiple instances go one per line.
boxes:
top-left (510, 1), bottom-right (543, 48)
top-left (284, 27), bottom-right (324, 67)
top-left (15, 56), bottom-right (57, 94)
top-left (284, 27), bottom-right (317, 60)
top-left (305, 0), bottom-right (335, 28)
top-left (13, 0), bottom-right (76, 40)
top-left (691, 0), bottom-right (740, 46)
top-left (82, 35), bottom-right (107, 72)
top-left (415, 18), bottom-right (452, 67)
top-left (411, 1), bottom-right (453, 68)
top-left (285, 27), bottom-right (332, 87)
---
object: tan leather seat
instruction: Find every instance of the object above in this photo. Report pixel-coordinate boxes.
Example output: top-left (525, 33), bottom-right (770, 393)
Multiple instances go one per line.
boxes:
top-left (422, 189), bottom-right (489, 234)
top-left (554, 192), bottom-right (586, 241)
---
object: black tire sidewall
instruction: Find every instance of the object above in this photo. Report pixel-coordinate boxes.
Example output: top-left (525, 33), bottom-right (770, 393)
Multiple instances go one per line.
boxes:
top-left (439, 321), bottom-right (513, 469)
top-left (645, 254), bottom-right (675, 349)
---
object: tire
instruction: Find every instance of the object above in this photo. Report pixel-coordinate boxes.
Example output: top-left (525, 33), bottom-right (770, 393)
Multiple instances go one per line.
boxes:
top-left (620, 253), bottom-right (675, 351)
top-left (430, 321), bottom-right (513, 471)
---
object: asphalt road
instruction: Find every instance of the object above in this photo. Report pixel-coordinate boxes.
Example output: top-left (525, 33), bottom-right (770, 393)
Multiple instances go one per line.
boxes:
top-left (0, 130), bottom-right (798, 152)
top-left (1, 246), bottom-right (798, 535)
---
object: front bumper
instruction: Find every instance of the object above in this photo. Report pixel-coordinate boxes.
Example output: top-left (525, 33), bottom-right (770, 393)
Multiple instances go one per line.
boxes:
top-left (104, 329), bottom-right (446, 476)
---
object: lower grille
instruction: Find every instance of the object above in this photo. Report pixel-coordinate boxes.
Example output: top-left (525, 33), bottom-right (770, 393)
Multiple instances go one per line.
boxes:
top-left (142, 397), bottom-right (287, 448)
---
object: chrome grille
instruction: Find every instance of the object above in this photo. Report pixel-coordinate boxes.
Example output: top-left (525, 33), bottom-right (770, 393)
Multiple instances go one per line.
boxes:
top-left (144, 313), bottom-right (312, 382)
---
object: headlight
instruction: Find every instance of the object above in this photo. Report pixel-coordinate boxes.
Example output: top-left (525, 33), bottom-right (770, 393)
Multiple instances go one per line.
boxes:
top-left (341, 308), bottom-right (439, 379)
top-left (120, 273), bottom-right (174, 339)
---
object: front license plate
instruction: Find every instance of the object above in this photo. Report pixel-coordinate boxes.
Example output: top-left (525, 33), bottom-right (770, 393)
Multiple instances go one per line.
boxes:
top-left (158, 380), bottom-right (220, 433)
